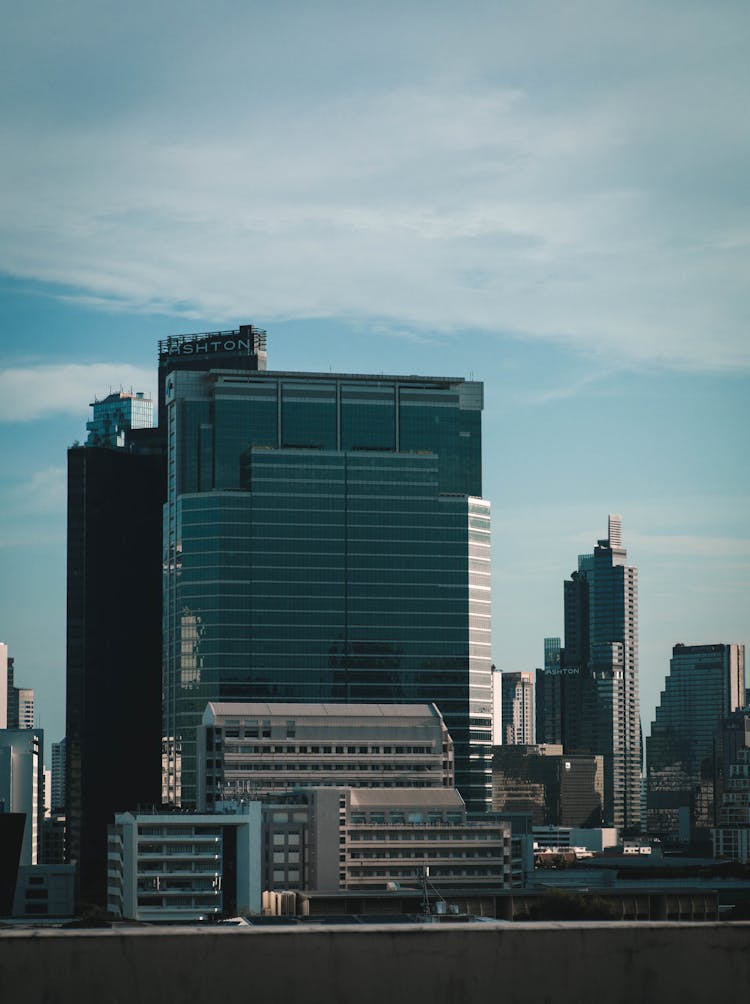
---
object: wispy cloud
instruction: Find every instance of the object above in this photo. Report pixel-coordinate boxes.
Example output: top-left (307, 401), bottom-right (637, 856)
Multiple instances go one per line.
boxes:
top-left (8, 466), bottom-right (67, 513)
top-left (0, 3), bottom-right (748, 370)
top-left (630, 532), bottom-right (750, 561)
top-left (0, 364), bottom-right (155, 422)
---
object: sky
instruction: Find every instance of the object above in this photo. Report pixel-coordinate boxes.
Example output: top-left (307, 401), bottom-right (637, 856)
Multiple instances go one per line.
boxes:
top-left (0, 1), bottom-right (748, 749)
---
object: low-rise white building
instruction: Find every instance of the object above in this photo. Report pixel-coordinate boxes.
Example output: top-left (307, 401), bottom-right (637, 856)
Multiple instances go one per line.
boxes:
top-left (107, 805), bottom-right (262, 921)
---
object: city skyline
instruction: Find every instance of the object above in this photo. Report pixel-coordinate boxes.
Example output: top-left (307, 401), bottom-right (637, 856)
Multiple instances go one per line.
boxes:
top-left (1, 318), bottom-right (746, 753)
top-left (0, 2), bottom-right (748, 751)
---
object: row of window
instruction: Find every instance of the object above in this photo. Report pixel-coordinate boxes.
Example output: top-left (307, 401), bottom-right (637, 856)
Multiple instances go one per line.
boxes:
top-left (220, 742), bottom-right (435, 754)
top-left (211, 763), bottom-right (437, 773)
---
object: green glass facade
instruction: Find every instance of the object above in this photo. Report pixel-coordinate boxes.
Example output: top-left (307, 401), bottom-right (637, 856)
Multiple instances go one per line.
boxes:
top-left (163, 369), bottom-right (491, 809)
top-left (647, 643), bottom-right (745, 842)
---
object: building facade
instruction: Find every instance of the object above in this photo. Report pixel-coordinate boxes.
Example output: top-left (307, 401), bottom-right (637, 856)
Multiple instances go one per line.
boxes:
top-left (0, 729), bottom-right (44, 866)
top-left (259, 787), bottom-right (510, 894)
top-left (85, 390), bottom-right (154, 448)
top-left (491, 744), bottom-right (604, 828)
top-left (647, 643), bottom-right (746, 843)
top-left (538, 515), bottom-right (641, 831)
top-left (197, 702), bottom-right (454, 809)
top-left (162, 353), bottom-right (492, 810)
top-left (713, 747), bottom-right (750, 863)
top-left (535, 637), bottom-right (563, 745)
top-left (2, 648), bottom-right (35, 731)
top-left (66, 406), bottom-right (164, 905)
top-left (107, 806), bottom-right (262, 921)
top-left (501, 672), bottom-right (535, 745)
top-left (50, 739), bottom-right (66, 815)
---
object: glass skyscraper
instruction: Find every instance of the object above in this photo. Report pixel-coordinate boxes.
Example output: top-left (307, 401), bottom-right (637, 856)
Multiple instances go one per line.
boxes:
top-left (538, 515), bottom-right (641, 832)
top-left (163, 348), bottom-right (492, 809)
top-left (647, 642), bottom-right (745, 842)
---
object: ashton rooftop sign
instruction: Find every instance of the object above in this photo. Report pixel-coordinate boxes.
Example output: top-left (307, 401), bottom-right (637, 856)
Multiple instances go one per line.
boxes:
top-left (158, 324), bottom-right (267, 359)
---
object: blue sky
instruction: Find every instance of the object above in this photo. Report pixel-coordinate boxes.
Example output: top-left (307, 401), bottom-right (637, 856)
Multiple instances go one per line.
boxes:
top-left (0, 1), bottom-right (748, 747)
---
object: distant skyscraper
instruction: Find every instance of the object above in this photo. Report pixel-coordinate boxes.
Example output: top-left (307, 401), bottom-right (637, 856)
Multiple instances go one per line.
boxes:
top-left (51, 739), bottom-right (67, 815)
top-left (0, 729), bottom-right (44, 865)
top-left (15, 690), bottom-right (34, 730)
top-left (544, 515), bottom-right (641, 831)
top-left (162, 339), bottom-right (492, 810)
top-left (3, 650), bottom-right (35, 730)
top-left (647, 643), bottom-right (745, 842)
top-left (713, 744), bottom-right (750, 864)
top-left (0, 643), bottom-right (7, 729)
top-left (501, 672), bottom-right (535, 745)
top-left (536, 637), bottom-right (562, 744)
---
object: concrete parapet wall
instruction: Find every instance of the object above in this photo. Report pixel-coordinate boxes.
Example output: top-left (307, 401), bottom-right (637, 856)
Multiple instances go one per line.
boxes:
top-left (1, 922), bottom-right (749, 1004)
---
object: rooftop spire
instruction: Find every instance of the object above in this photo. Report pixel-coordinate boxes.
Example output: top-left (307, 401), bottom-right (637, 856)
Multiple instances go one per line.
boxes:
top-left (608, 513), bottom-right (623, 548)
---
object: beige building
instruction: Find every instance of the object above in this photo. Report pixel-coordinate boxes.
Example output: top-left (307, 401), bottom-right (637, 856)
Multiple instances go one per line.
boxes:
top-left (197, 702), bottom-right (454, 810)
top-left (260, 786), bottom-right (511, 893)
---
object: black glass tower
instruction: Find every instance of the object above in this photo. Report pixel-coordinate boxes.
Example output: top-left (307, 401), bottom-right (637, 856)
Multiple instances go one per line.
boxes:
top-left (66, 420), bottom-right (164, 905)
top-left (162, 352), bottom-right (492, 810)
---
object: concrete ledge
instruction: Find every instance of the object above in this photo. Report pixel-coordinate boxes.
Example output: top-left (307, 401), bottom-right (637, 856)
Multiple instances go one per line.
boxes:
top-left (1, 922), bottom-right (749, 1004)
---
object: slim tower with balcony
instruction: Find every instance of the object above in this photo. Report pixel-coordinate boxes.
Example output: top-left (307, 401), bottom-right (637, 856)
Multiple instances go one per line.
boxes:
top-left (543, 516), bottom-right (641, 831)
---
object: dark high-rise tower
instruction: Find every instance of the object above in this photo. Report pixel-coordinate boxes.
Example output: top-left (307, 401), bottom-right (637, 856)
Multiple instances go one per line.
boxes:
top-left (66, 395), bottom-right (164, 904)
top-left (539, 515), bottom-right (641, 832)
top-left (162, 349), bottom-right (492, 810)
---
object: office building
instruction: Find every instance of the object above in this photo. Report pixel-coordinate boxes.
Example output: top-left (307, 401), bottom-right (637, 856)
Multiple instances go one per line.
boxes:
top-left (713, 744), bottom-right (750, 863)
top-left (335, 788), bottom-right (510, 890)
top-left (0, 729), bottom-right (44, 865)
top-left (259, 786), bottom-right (510, 893)
top-left (2, 647), bottom-right (34, 730)
top-left (535, 637), bottom-right (563, 745)
top-left (0, 644), bottom-right (7, 728)
top-left (85, 390), bottom-right (153, 447)
top-left (50, 739), bottom-right (66, 814)
top-left (66, 396), bottom-right (164, 905)
top-left (538, 516), bottom-right (641, 831)
top-left (501, 672), bottom-right (535, 745)
top-left (492, 744), bottom-right (604, 828)
top-left (14, 690), bottom-right (34, 730)
top-left (11, 865), bottom-right (75, 919)
top-left (107, 805), bottom-right (262, 921)
top-left (647, 643), bottom-right (746, 843)
top-left (162, 342), bottom-right (492, 810)
top-left (197, 702), bottom-right (454, 810)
